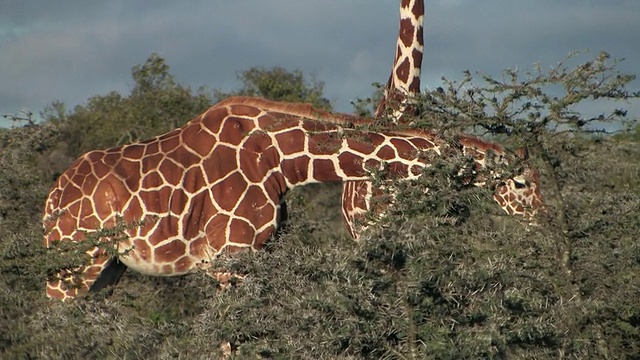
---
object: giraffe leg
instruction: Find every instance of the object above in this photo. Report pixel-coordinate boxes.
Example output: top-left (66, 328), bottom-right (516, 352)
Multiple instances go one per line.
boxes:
top-left (274, 200), bottom-right (289, 238)
top-left (342, 180), bottom-right (375, 240)
top-left (194, 265), bottom-right (246, 289)
top-left (46, 246), bottom-right (114, 301)
top-left (46, 273), bottom-right (86, 300)
top-left (219, 341), bottom-right (237, 358)
top-left (89, 257), bottom-right (128, 294)
top-left (196, 263), bottom-right (245, 289)
top-left (194, 247), bottom-right (247, 289)
top-left (211, 271), bottom-right (245, 289)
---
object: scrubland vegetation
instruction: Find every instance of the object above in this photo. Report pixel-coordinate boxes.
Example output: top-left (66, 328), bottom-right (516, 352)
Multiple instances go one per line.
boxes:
top-left (1, 52), bottom-right (639, 359)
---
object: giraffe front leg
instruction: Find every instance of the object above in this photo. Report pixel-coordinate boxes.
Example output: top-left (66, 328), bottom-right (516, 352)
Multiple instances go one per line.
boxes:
top-left (195, 261), bottom-right (245, 289)
top-left (211, 271), bottom-right (246, 289)
top-left (194, 261), bottom-right (242, 357)
top-left (342, 180), bottom-right (380, 240)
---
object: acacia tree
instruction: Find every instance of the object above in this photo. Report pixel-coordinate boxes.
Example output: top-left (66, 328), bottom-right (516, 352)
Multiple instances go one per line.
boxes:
top-left (422, 52), bottom-right (638, 276)
top-left (350, 52), bottom-right (640, 358)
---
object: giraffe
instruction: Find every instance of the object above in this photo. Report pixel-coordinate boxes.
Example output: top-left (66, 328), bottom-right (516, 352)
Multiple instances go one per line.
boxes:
top-left (342, 0), bottom-right (425, 238)
top-left (43, 96), bottom-right (542, 300)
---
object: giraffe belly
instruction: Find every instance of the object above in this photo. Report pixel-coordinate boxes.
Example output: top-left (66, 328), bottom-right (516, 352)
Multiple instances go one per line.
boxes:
top-left (116, 237), bottom-right (207, 277)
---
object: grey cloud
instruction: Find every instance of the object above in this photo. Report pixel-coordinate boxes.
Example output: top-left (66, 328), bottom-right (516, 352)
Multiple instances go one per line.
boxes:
top-left (1, 0), bottom-right (638, 127)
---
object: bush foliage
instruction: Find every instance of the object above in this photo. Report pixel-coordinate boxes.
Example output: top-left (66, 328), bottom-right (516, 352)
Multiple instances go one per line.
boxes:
top-left (1, 52), bottom-right (639, 359)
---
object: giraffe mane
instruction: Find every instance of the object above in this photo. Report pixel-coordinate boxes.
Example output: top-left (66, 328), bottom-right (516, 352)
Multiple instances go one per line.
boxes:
top-left (215, 96), bottom-right (369, 126)
top-left (217, 97), bottom-right (508, 156)
top-left (457, 135), bottom-right (505, 155)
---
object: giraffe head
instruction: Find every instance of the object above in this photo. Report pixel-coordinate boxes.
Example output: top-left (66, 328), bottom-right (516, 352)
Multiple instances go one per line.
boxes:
top-left (493, 166), bottom-right (543, 220)
top-left (458, 138), bottom-right (543, 222)
top-left (487, 147), bottom-right (544, 221)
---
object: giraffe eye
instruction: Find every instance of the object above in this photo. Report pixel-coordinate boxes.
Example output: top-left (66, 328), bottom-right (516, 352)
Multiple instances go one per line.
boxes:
top-left (513, 178), bottom-right (528, 189)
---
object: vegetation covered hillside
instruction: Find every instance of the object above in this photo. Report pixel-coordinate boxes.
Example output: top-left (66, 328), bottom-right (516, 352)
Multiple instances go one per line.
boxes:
top-left (1, 52), bottom-right (639, 359)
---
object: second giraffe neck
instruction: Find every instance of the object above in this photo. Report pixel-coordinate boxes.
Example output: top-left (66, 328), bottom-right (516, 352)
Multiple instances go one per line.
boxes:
top-left (393, 0), bottom-right (424, 95)
top-left (375, 0), bottom-right (424, 118)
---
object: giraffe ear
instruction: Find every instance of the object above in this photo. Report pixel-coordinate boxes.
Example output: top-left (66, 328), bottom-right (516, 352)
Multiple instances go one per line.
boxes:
top-left (514, 147), bottom-right (529, 160)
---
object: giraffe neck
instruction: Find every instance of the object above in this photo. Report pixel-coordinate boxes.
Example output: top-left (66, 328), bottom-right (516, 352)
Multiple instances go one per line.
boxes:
top-left (375, 0), bottom-right (424, 119)
top-left (276, 126), bottom-right (436, 189)
top-left (206, 98), bottom-right (440, 195)
top-left (229, 96), bottom-right (538, 220)
top-left (217, 99), bottom-right (536, 215)
top-left (340, 0), bottom-right (425, 240)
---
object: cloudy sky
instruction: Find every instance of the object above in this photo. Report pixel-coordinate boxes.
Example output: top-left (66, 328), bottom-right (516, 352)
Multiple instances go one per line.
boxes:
top-left (1, 0), bottom-right (639, 128)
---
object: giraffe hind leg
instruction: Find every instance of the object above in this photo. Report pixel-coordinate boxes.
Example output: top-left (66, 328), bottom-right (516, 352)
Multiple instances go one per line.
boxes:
top-left (89, 257), bottom-right (128, 294)
top-left (46, 246), bottom-right (115, 300)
